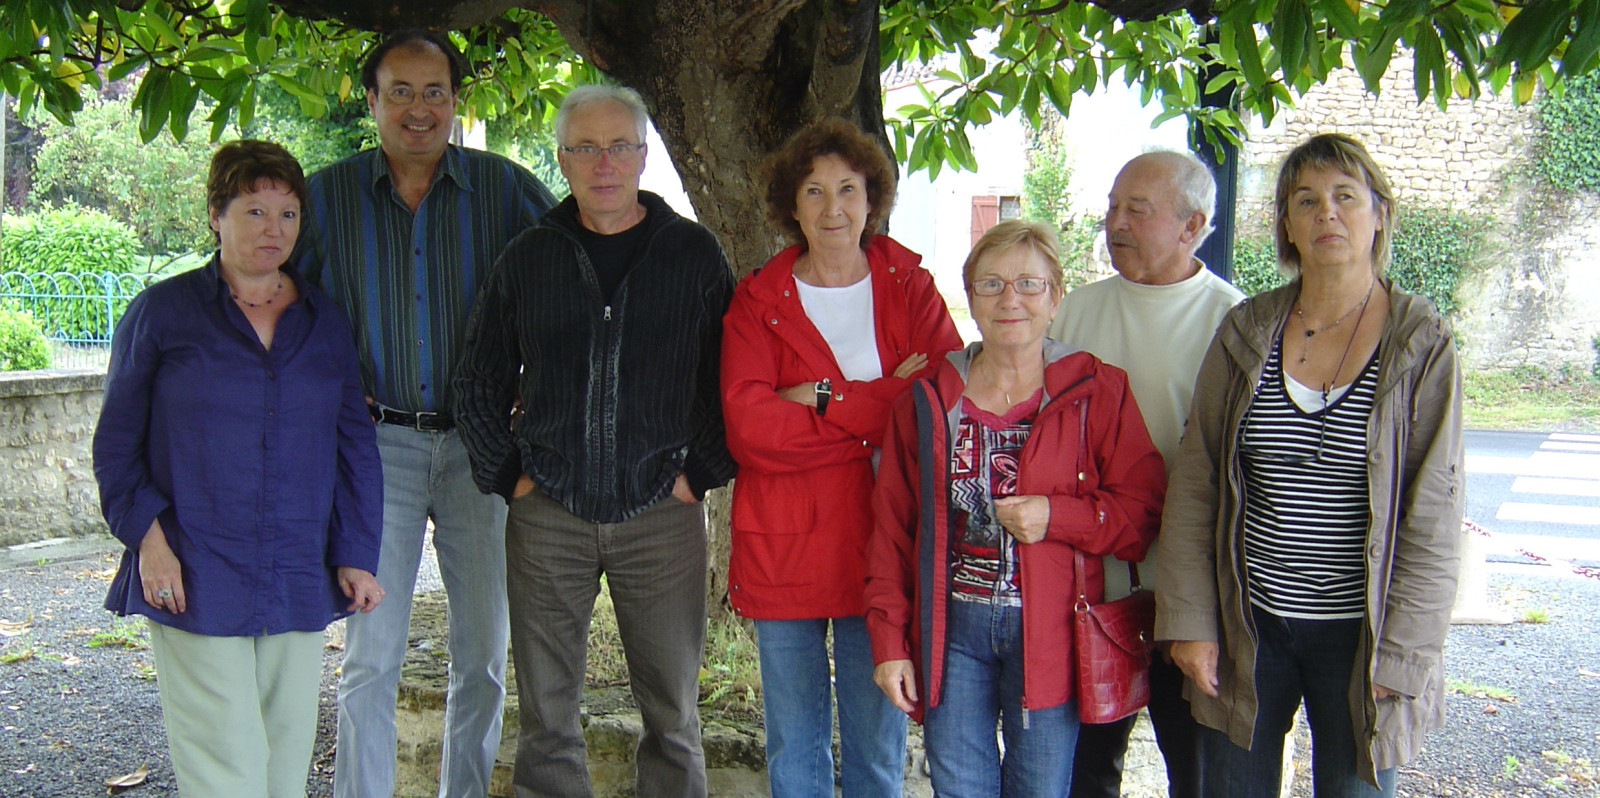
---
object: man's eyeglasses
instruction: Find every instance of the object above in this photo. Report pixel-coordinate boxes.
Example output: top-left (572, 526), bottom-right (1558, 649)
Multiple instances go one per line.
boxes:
top-left (383, 86), bottom-right (453, 106)
top-left (970, 277), bottom-right (1051, 296)
top-left (560, 143), bottom-right (646, 164)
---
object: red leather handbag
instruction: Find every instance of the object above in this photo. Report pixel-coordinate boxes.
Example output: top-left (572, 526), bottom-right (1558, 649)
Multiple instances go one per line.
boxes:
top-left (1072, 550), bottom-right (1156, 724)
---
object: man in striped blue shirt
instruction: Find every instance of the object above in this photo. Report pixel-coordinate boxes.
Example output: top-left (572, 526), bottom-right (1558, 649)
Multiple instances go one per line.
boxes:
top-left (294, 30), bottom-right (557, 798)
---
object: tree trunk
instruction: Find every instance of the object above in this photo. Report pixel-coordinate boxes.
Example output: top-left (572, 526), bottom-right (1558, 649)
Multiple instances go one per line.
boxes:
top-left (539, 0), bottom-right (885, 617)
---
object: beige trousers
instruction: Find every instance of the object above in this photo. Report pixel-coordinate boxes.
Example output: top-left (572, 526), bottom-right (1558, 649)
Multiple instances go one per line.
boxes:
top-left (147, 620), bottom-right (324, 798)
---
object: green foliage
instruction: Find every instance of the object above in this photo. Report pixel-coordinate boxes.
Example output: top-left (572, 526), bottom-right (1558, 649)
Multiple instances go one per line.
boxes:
top-left (1230, 236), bottom-right (1286, 297)
top-left (0, 308), bottom-right (52, 371)
top-left (1388, 206), bottom-right (1483, 316)
top-left (1060, 216), bottom-right (1102, 290)
top-left (1535, 72), bottom-right (1600, 192)
top-left (239, 82), bottom-right (375, 175)
top-left (882, 0), bottom-right (1554, 175)
top-left (487, 121), bottom-right (569, 196)
top-left (1023, 129), bottom-right (1073, 231)
top-left (2, 0), bottom-right (1589, 181)
top-left (0, 5), bottom-right (579, 149)
top-left (29, 96), bottom-right (213, 254)
top-left (0, 206), bottom-right (144, 340)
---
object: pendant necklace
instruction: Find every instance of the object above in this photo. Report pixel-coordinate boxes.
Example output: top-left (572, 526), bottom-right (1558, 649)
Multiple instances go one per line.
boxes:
top-left (1297, 280), bottom-right (1374, 364)
top-left (232, 273), bottom-right (285, 308)
top-left (1318, 286), bottom-right (1374, 405)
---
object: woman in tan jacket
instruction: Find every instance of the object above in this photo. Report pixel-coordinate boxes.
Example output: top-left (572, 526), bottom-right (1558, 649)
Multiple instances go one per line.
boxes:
top-left (1154, 133), bottom-right (1464, 798)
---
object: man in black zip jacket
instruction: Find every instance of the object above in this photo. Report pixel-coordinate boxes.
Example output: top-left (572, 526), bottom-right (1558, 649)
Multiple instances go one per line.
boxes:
top-left (453, 84), bottom-right (736, 798)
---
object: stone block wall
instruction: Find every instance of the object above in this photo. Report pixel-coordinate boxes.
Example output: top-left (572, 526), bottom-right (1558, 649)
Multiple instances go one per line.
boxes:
top-left (0, 369), bottom-right (108, 547)
top-left (1238, 52), bottom-right (1538, 225)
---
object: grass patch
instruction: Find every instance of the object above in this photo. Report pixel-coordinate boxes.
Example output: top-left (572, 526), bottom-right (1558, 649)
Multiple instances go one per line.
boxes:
top-left (584, 580), bottom-right (763, 720)
top-left (1519, 606), bottom-right (1551, 624)
top-left (1463, 371), bottom-right (1600, 431)
top-left (1448, 677), bottom-right (1518, 702)
top-left (699, 615), bottom-right (761, 719)
top-left (87, 617), bottom-right (148, 650)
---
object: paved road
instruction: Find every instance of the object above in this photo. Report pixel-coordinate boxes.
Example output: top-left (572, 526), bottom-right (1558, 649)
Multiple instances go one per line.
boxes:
top-left (1465, 429), bottom-right (1600, 568)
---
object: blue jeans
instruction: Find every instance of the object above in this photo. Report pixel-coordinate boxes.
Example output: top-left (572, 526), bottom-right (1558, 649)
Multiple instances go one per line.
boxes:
top-left (335, 425), bottom-right (509, 798)
top-left (924, 600), bottom-right (1078, 798)
top-left (1201, 607), bottom-right (1397, 798)
top-left (754, 616), bottom-right (908, 798)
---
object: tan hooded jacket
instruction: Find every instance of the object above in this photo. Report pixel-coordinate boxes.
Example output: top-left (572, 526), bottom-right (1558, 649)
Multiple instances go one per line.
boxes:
top-left (1154, 278), bottom-right (1465, 783)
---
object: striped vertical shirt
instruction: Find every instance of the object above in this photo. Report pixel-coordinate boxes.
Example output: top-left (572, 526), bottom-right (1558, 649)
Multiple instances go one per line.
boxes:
top-left (1239, 338), bottom-right (1380, 619)
top-left (296, 145), bottom-right (557, 413)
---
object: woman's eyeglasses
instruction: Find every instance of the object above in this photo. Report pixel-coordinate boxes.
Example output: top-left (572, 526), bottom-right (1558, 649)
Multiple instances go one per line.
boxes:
top-left (970, 277), bottom-right (1051, 296)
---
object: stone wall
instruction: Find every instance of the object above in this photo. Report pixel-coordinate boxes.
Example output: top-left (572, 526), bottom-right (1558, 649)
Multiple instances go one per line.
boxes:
top-left (0, 369), bottom-right (107, 546)
top-left (1238, 52), bottom-right (1538, 224)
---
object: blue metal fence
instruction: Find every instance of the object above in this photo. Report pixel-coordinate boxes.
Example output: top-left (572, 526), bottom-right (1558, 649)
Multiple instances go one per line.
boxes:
top-left (0, 271), bottom-right (160, 370)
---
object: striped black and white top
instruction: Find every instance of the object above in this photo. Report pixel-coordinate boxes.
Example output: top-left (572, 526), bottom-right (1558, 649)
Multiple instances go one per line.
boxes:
top-left (1239, 338), bottom-right (1380, 619)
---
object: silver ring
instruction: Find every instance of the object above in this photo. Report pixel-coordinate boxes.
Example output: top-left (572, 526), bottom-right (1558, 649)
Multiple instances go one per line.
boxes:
top-left (156, 588), bottom-right (174, 599)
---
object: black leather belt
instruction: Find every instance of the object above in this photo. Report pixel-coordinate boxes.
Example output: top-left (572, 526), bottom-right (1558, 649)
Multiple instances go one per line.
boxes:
top-left (370, 404), bottom-right (454, 431)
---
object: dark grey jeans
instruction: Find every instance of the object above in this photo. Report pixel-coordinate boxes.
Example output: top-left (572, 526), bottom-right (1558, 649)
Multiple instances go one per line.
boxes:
top-left (505, 486), bottom-right (709, 798)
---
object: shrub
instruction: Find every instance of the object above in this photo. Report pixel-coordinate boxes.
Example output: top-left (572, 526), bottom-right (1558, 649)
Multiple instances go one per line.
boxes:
top-left (1, 206), bottom-right (143, 340)
top-left (0, 308), bottom-right (52, 371)
top-left (1230, 235), bottom-right (1284, 297)
top-left (29, 97), bottom-right (214, 254)
top-left (1388, 206), bottom-right (1482, 316)
top-left (1535, 72), bottom-right (1600, 193)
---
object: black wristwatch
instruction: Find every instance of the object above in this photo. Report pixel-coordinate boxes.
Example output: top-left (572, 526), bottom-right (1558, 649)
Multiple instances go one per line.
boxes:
top-left (815, 378), bottom-right (832, 416)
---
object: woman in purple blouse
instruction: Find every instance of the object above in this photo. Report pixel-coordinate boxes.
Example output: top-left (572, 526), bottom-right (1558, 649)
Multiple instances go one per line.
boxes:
top-left (93, 140), bottom-right (384, 797)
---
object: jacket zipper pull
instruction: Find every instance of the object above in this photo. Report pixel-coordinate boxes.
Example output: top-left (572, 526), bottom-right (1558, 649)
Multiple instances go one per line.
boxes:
top-left (604, 305), bottom-right (612, 321)
top-left (1022, 702), bottom-right (1031, 730)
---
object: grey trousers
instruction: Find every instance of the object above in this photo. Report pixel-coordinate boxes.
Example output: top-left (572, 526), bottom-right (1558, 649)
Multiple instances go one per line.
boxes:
top-left (506, 486), bottom-right (709, 798)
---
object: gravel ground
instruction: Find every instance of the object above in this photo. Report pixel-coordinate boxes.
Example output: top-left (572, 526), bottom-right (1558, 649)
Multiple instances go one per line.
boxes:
top-left (2, 542), bottom-right (1596, 797)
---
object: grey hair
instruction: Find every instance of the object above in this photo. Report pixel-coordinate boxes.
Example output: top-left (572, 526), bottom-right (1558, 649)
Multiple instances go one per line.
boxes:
top-left (555, 84), bottom-right (649, 144)
top-left (1131, 150), bottom-right (1217, 249)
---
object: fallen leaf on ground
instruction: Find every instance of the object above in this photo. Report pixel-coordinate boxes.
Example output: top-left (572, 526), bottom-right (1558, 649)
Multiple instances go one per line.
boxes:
top-left (11, 762), bottom-right (38, 774)
top-left (1482, 704), bottom-right (1499, 714)
top-left (105, 763), bottom-right (148, 788)
top-left (0, 616), bottom-right (33, 636)
top-left (1579, 668), bottom-right (1599, 678)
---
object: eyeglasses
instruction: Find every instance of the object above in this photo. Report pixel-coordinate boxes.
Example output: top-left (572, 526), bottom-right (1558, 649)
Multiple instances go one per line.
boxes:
top-left (970, 277), bottom-right (1051, 296)
top-left (560, 143), bottom-right (646, 164)
top-left (382, 86), bottom-right (453, 106)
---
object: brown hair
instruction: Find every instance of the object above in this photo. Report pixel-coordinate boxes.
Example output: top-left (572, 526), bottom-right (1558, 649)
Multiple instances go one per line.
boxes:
top-left (1273, 133), bottom-right (1395, 277)
top-left (207, 140), bottom-right (307, 245)
top-left (962, 219), bottom-right (1065, 296)
top-left (762, 118), bottom-right (897, 249)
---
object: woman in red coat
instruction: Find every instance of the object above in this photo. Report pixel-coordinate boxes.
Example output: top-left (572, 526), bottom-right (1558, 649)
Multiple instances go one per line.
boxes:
top-left (721, 118), bottom-right (962, 798)
top-left (865, 220), bottom-right (1165, 797)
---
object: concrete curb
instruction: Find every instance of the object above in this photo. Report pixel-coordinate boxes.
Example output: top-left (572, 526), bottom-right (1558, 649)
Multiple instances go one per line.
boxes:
top-left (0, 535), bottom-right (121, 570)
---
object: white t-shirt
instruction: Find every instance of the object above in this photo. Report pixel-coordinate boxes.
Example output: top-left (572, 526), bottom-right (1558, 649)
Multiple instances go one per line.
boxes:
top-left (1048, 262), bottom-right (1246, 596)
top-left (796, 275), bottom-right (883, 381)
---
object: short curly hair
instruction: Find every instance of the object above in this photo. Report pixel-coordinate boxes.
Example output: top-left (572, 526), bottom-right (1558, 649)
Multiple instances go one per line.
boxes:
top-left (206, 140), bottom-right (306, 244)
top-left (763, 118), bottom-right (897, 249)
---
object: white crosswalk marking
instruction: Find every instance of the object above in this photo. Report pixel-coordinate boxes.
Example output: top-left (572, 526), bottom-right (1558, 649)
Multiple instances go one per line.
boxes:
top-left (1511, 476), bottom-right (1600, 497)
top-left (1495, 502), bottom-right (1600, 526)
top-left (1468, 432), bottom-right (1600, 574)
